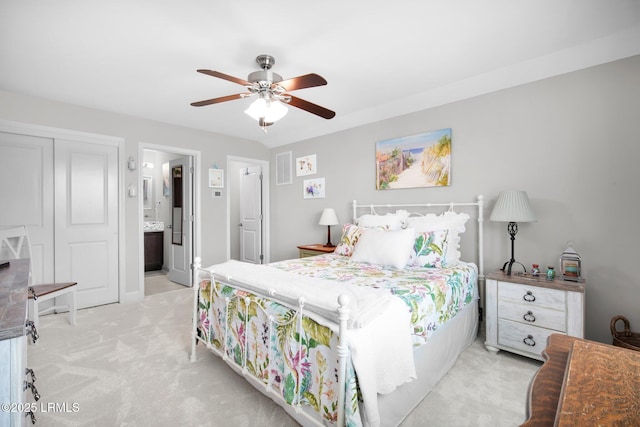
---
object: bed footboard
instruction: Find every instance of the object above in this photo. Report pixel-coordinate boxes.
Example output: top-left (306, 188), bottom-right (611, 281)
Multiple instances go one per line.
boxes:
top-left (190, 257), bottom-right (356, 426)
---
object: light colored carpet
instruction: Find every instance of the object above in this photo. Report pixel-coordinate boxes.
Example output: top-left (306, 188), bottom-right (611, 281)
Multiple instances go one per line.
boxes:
top-left (28, 288), bottom-right (541, 426)
top-left (144, 270), bottom-right (186, 296)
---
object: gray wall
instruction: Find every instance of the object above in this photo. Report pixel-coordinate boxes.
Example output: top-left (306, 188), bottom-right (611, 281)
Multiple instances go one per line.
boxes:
top-left (1, 55), bottom-right (638, 343)
top-left (269, 55), bottom-right (640, 344)
top-left (0, 90), bottom-right (269, 299)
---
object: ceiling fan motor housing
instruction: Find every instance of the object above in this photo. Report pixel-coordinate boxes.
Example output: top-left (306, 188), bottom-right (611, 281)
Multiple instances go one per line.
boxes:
top-left (248, 70), bottom-right (283, 86)
top-left (248, 55), bottom-right (283, 87)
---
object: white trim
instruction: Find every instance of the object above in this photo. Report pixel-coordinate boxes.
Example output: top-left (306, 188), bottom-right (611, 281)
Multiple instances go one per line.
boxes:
top-left (226, 155), bottom-right (270, 264)
top-left (137, 142), bottom-right (202, 300)
top-left (0, 119), bottom-right (121, 146)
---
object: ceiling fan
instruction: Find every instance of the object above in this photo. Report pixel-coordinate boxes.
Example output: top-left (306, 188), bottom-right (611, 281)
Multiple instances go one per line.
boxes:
top-left (191, 54), bottom-right (336, 131)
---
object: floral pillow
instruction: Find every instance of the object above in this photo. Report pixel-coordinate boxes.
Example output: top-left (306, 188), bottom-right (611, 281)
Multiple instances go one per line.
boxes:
top-left (411, 229), bottom-right (449, 268)
top-left (406, 212), bottom-right (468, 266)
top-left (334, 223), bottom-right (363, 256)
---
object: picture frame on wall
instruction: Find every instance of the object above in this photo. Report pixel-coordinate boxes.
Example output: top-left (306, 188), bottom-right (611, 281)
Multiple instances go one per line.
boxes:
top-left (375, 128), bottom-right (452, 190)
top-left (303, 177), bottom-right (325, 199)
top-left (296, 154), bottom-right (317, 176)
top-left (208, 168), bottom-right (224, 188)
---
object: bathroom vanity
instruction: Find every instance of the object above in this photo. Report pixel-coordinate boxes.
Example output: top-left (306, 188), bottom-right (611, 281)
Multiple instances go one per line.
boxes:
top-left (144, 222), bottom-right (164, 272)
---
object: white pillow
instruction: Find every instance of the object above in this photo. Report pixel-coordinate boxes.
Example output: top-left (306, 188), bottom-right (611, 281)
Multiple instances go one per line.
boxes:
top-left (351, 228), bottom-right (415, 269)
top-left (357, 213), bottom-right (404, 230)
top-left (406, 212), bottom-right (469, 265)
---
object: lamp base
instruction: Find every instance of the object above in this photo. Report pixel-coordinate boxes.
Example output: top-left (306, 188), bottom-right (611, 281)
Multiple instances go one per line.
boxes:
top-left (323, 225), bottom-right (335, 248)
top-left (501, 259), bottom-right (526, 275)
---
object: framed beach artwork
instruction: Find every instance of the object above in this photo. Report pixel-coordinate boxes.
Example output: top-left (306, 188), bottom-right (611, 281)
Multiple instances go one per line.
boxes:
top-left (303, 177), bottom-right (325, 199)
top-left (296, 154), bottom-right (317, 176)
top-left (375, 128), bottom-right (452, 190)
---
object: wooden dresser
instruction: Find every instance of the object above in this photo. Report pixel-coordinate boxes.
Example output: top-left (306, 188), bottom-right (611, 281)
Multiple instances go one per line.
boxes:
top-left (522, 334), bottom-right (640, 426)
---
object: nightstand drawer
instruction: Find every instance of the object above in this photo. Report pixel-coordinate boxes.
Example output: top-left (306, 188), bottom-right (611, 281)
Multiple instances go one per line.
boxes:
top-left (498, 319), bottom-right (561, 357)
top-left (498, 281), bottom-right (566, 311)
top-left (499, 303), bottom-right (566, 332)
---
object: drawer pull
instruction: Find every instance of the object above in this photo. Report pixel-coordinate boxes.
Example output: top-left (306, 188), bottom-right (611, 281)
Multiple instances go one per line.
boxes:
top-left (25, 368), bottom-right (36, 383)
top-left (25, 320), bottom-right (39, 344)
top-left (25, 410), bottom-right (36, 425)
top-left (523, 335), bottom-right (536, 347)
top-left (25, 381), bottom-right (40, 401)
top-left (523, 311), bottom-right (536, 322)
top-left (523, 290), bottom-right (536, 302)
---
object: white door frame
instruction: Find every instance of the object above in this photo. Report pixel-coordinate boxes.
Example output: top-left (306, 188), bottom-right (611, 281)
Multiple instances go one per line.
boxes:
top-left (138, 143), bottom-right (201, 295)
top-left (226, 155), bottom-right (270, 264)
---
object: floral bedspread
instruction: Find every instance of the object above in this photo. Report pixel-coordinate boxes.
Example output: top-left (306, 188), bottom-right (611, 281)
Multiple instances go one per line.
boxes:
top-left (269, 254), bottom-right (478, 346)
top-left (196, 256), bottom-right (477, 426)
top-left (197, 279), bottom-right (362, 426)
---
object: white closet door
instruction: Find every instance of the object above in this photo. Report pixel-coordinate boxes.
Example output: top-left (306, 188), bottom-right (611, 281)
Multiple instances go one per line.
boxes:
top-left (0, 132), bottom-right (54, 284)
top-left (54, 139), bottom-right (119, 308)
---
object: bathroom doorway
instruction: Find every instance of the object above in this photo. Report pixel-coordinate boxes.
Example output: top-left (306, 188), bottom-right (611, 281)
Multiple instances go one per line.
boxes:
top-left (140, 144), bottom-right (200, 297)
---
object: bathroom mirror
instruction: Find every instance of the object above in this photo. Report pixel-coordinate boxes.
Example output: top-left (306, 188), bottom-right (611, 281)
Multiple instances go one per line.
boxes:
top-left (171, 165), bottom-right (183, 245)
top-left (143, 176), bottom-right (153, 210)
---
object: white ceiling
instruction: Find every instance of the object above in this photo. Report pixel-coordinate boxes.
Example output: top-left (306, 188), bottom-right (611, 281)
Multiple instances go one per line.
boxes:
top-left (1, 1), bottom-right (639, 148)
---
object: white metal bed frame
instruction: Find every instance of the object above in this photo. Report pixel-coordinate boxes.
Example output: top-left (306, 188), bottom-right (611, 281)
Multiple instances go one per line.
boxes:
top-left (190, 195), bottom-right (484, 427)
top-left (190, 262), bottom-right (351, 426)
top-left (352, 195), bottom-right (485, 282)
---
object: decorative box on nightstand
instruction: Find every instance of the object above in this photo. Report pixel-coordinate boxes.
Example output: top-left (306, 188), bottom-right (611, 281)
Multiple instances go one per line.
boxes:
top-left (297, 244), bottom-right (336, 258)
top-left (484, 270), bottom-right (585, 361)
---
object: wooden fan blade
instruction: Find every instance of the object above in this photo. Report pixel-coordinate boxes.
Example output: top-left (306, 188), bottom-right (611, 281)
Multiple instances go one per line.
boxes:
top-left (190, 93), bottom-right (247, 107)
top-left (276, 73), bottom-right (327, 92)
top-left (196, 69), bottom-right (252, 87)
top-left (287, 96), bottom-right (336, 119)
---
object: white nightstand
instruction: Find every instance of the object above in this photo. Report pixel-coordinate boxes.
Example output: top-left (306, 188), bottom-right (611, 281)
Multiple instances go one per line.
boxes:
top-left (484, 270), bottom-right (585, 361)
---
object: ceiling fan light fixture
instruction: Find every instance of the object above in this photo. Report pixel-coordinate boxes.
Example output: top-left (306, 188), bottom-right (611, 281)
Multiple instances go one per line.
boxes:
top-left (244, 97), bottom-right (288, 123)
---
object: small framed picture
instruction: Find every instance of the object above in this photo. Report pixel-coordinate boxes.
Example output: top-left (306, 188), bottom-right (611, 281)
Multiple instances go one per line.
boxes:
top-left (296, 154), bottom-right (317, 176)
top-left (209, 169), bottom-right (224, 188)
top-left (303, 177), bottom-right (325, 199)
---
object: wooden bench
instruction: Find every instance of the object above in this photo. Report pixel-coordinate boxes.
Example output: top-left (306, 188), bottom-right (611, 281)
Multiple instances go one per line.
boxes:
top-left (28, 282), bottom-right (77, 331)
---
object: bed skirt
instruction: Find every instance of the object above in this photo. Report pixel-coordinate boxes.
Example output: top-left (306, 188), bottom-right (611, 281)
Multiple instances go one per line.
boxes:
top-left (376, 299), bottom-right (479, 426)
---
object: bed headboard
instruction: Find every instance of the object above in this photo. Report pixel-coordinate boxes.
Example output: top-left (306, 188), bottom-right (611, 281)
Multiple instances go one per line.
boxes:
top-left (352, 195), bottom-right (485, 280)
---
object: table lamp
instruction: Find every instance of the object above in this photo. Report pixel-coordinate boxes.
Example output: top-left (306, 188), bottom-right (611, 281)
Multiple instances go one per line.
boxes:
top-left (319, 208), bottom-right (339, 247)
top-left (490, 190), bottom-right (536, 275)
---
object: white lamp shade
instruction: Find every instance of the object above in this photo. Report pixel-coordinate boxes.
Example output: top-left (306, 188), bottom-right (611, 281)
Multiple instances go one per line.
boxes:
top-left (319, 208), bottom-right (339, 226)
top-left (244, 98), bottom-right (288, 122)
top-left (490, 190), bottom-right (536, 222)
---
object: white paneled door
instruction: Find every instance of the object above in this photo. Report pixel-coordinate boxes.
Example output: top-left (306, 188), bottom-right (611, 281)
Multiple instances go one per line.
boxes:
top-left (54, 139), bottom-right (119, 308)
top-left (239, 165), bottom-right (263, 264)
top-left (0, 131), bottom-right (119, 309)
top-left (0, 132), bottom-right (54, 285)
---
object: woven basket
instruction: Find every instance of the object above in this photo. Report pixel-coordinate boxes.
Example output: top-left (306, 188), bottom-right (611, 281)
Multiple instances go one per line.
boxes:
top-left (610, 315), bottom-right (640, 352)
